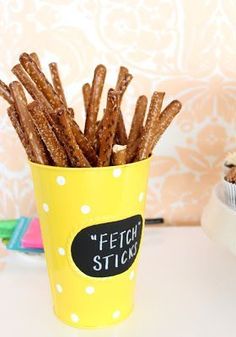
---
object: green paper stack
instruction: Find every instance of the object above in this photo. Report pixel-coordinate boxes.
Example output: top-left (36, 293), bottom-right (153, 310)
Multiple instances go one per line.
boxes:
top-left (0, 219), bottom-right (18, 240)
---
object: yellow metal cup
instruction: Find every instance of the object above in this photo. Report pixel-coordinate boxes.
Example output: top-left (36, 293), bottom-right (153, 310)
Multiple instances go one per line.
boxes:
top-left (30, 158), bottom-right (151, 328)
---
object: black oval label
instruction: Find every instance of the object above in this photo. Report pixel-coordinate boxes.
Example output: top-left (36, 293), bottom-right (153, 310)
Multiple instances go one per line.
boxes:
top-left (71, 215), bottom-right (143, 277)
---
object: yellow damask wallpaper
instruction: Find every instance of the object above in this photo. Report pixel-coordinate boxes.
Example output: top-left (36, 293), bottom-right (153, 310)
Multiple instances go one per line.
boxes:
top-left (0, 0), bottom-right (236, 225)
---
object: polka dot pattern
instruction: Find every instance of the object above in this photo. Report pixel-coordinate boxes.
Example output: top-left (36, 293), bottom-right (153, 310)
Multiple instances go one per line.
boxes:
top-left (112, 310), bottom-right (121, 319)
top-left (56, 176), bottom-right (66, 185)
top-left (71, 313), bottom-right (79, 323)
top-left (129, 270), bottom-right (135, 280)
top-left (85, 286), bottom-right (95, 295)
top-left (113, 168), bottom-right (122, 178)
top-left (138, 192), bottom-right (144, 202)
top-left (55, 284), bottom-right (63, 293)
top-left (33, 155), bottom-right (150, 327)
top-left (80, 205), bottom-right (91, 214)
top-left (58, 247), bottom-right (65, 256)
top-left (42, 203), bottom-right (49, 212)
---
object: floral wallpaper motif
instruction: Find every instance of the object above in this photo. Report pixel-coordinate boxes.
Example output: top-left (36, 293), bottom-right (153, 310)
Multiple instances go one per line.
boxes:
top-left (0, 0), bottom-right (236, 225)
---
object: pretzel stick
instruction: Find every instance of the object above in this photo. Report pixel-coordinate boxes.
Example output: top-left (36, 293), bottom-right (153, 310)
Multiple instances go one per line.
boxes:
top-left (126, 95), bottom-right (147, 162)
top-left (148, 100), bottom-right (182, 155)
top-left (126, 137), bottom-right (140, 163)
top-left (116, 66), bottom-right (128, 87)
top-left (67, 115), bottom-right (98, 166)
top-left (57, 109), bottom-right (90, 167)
top-left (117, 73), bottom-right (133, 100)
top-left (10, 65), bottom-right (74, 166)
top-left (128, 95), bottom-right (147, 142)
top-left (37, 106), bottom-right (77, 167)
top-left (0, 80), bottom-right (14, 105)
top-left (28, 102), bottom-right (68, 167)
top-left (115, 71), bottom-right (133, 145)
top-left (49, 62), bottom-right (67, 107)
top-left (82, 83), bottom-right (91, 116)
top-left (96, 120), bottom-right (100, 132)
top-left (112, 145), bottom-right (126, 165)
top-left (11, 64), bottom-right (68, 150)
top-left (136, 92), bottom-right (165, 161)
top-left (96, 112), bottom-right (105, 138)
top-left (29, 52), bottom-right (41, 70)
top-left (67, 107), bottom-right (75, 118)
top-left (7, 105), bottom-right (35, 161)
top-left (12, 64), bottom-right (68, 153)
top-left (84, 65), bottom-right (106, 142)
top-left (12, 63), bottom-right (71, 143)
top-left (9, 81), bottom-right (49, 165)
top-left (19, 53), bottom-right (63, 109)
top-left (12, 64), bottom-right (53, 113)
top-left (98, 89), bottom-right (120, 167)
top-left (95, 70), bottom-right (131, 147)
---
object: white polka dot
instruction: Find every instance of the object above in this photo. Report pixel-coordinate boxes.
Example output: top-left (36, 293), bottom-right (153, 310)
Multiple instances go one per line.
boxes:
top-left (112, 310), bottom-right (121, 319)
top-left (81, 205), bottom-right (91, 214)
top-left (42, 203), bottom-right (49, 212)
top-left (71, 313), bottom-right (79, 323)
top-left (56, 176), bottom-right (66, 185)
top-left (58, 247), bottom-right (65, 256)
top-left (138, 192), bottom-right (144, 202)
top-left (113, 168), bottom-right (122, 178)
top-left (129, 270), bottom-right (135, 280)
top-left (55, 284), bottom-right (63, 293)
top-left (85, 286), bottom-right (95, 295)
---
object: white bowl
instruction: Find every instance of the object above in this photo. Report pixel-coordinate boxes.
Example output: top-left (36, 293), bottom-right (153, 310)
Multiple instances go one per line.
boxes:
top-left (201, 182), bottom-right (236, 255)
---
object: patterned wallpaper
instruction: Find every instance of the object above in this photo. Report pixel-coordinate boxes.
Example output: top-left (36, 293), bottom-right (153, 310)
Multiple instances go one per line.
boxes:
top-left (0, 0), bottom-right (236, 225)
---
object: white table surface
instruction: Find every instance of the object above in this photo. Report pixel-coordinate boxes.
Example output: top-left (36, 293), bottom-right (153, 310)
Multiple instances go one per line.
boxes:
top-left (1, 227), bottom-right (236, 337)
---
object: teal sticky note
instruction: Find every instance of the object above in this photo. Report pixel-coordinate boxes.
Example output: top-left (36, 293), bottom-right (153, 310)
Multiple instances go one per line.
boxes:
top-left (7, 217), bottom-right (44, 253)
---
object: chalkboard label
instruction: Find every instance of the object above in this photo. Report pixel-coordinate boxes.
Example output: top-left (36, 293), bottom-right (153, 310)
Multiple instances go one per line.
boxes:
top-left (71, 215), bottom-right (143, 277)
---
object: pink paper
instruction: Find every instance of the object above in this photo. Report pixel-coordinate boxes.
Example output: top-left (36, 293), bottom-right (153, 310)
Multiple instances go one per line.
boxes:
top-left (21, 218), bottom-right (43, 249)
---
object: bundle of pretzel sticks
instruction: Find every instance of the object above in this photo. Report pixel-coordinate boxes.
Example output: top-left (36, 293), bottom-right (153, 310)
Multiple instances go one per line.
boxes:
top-left (0, 52), bottom-right (182, 167)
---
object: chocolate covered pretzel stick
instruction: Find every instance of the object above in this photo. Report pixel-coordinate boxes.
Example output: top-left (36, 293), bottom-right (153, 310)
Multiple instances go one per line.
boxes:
top-left (30, 52), bottom-right (41, 70)
top-left (7, 105), bottom-right (35, 161)
top-left (112, 144), bottom-right (126, 165)
top-left (148, 100), bottom-right (182, 155)
top-left (98, 89), bottom-right (120, 167)
top-left (29, 102), bottom-right (68, 167)
top-left (84, 65), bottom-right (106, 142)
top-left (0, 80), bottom-right (14, 105)
top-left (9, 81), bottom-right (49, 165)
top-left (136, 92), bottom-right (165, 161)
top-left (49, 62), bottom-right (67, 108)
top-left (82, 83), bottom-right (91, 116)
top-left (126, 95), bottom-right (147, 162)
top-left (19, 53), bottom-right (63, 109)
top-left (57, 109), bottom-right (90, 167)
